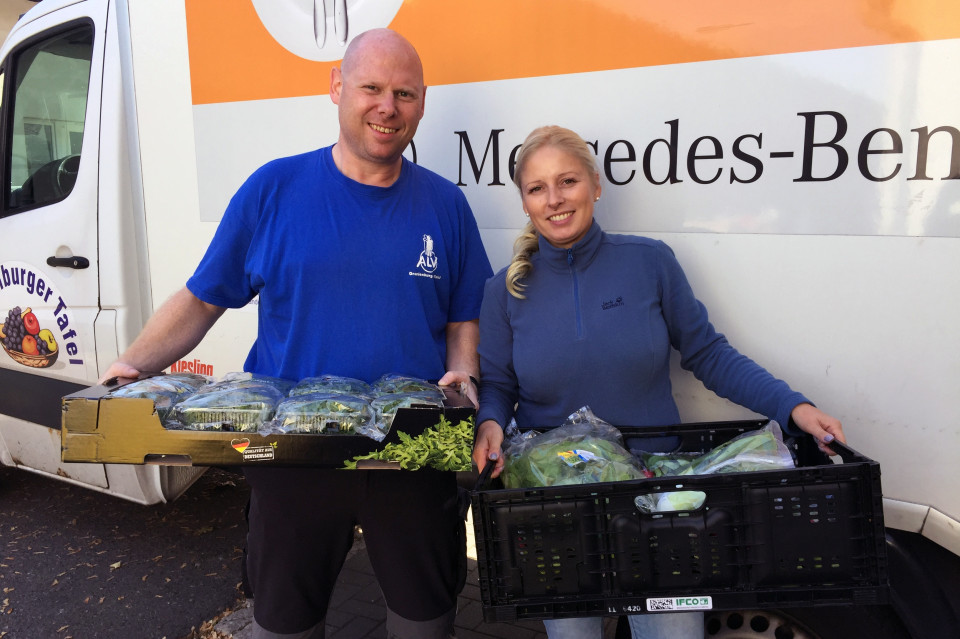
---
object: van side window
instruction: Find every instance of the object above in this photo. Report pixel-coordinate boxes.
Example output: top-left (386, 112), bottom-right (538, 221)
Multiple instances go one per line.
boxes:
top-left (3, 24), bottom-right (93, 213)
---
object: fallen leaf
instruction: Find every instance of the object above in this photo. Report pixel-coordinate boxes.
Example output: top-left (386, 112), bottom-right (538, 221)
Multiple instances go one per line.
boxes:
top-left (51, 579), bottom-right (58, 586)
top-left (109, 561), bottom-right (122, 571)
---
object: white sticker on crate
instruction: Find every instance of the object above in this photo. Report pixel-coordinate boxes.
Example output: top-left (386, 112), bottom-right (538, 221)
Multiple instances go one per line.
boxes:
top-left (646, 596), bottom-right (713, 611)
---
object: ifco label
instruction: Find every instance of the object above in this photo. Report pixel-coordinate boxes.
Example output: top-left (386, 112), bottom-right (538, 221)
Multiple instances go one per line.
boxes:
top-left (646, 596), bottom-right (713, 612)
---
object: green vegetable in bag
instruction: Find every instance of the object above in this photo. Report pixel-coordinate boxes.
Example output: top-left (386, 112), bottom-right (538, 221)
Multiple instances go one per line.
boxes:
top-left (500, 407), bottom-right (648, 488)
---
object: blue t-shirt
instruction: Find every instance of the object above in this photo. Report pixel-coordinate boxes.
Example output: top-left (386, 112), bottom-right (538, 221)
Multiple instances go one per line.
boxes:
top-left (477, 221), bottom-right (809, 434)
top-left (187, 146), bottom-right (492, 383)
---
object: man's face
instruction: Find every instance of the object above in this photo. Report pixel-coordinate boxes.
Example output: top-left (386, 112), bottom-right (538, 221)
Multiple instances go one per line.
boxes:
top-left (330, 35), bottom-right (426, 169)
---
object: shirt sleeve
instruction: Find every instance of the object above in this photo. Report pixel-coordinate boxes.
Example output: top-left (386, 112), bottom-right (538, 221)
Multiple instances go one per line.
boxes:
top-left (476, 273), bottom-right (519, 430)
top-left (186, 173), bottom-right (262, 309)
top-left (656, 241), bottom-right (809, 434)
top-left (447, 192), bottom-right (493, 323)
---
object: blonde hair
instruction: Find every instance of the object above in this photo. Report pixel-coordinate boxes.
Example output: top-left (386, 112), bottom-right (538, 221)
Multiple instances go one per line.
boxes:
top-left (506, 126), bottom-right (599, 299)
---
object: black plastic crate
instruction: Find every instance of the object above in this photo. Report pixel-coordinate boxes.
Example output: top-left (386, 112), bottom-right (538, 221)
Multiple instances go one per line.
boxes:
top-left (471, 420), bottom-right (888, 622)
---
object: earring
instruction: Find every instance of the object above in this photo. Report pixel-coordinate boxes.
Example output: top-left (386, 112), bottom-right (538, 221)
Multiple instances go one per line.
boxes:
top-left (594, 196), bottom-right (600, 202)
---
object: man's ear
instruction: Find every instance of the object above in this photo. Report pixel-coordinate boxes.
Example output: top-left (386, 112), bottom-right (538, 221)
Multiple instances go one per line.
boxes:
top-left (330, 67), bottom-right (343, 105)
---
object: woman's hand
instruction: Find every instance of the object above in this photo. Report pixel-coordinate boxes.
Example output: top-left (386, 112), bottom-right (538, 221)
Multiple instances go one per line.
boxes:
top-left (791, 403), bottom-right (846, 455)
top-left (472, 419), bottom-right (505, 478)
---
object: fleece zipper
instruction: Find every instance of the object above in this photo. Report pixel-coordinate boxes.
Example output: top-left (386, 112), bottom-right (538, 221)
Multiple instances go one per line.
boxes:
top-left (567, 249), bottom-right (583, 339)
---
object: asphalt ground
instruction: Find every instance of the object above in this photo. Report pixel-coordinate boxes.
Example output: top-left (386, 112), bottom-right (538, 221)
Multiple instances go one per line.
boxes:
top-left (0, 465), bottom-right (250, 639)
top-left (2, 466), bottom-right (621, 639)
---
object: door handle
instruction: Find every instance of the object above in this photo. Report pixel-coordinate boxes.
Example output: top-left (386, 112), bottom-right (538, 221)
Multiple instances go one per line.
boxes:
top-left (46, 255), bottom-right (90, 269)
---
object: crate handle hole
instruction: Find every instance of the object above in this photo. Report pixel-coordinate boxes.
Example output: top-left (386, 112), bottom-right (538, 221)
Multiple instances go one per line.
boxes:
top-left (634, 490), bottom-right (706, 513)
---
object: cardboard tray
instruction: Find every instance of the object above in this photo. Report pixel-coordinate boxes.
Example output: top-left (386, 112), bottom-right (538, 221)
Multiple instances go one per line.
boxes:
top-left (61, 382), bottom-right (475, 468)
top-left (471, 420), bottom-right (888, 621)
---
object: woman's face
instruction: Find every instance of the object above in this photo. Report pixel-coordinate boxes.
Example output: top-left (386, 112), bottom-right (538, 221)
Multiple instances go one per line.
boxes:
top-left (519, 145), bottom-right (601, 249)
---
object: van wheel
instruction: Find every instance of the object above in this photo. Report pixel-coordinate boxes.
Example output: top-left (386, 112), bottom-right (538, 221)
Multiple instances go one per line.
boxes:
top-left (705, 606), bottom-right (909, 639)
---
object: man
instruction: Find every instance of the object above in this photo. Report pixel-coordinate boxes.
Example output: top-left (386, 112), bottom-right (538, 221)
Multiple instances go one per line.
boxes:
top-left (101, 29), bottom-right (492, 639)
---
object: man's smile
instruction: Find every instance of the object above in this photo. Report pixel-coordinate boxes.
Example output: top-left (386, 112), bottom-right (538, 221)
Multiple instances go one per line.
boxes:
top-left (370, 123), bottom-right (398, 134)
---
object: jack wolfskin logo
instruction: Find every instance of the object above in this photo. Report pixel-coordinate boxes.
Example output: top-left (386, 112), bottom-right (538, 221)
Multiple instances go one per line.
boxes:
top-left (602, 296), bottom-right (624, 310)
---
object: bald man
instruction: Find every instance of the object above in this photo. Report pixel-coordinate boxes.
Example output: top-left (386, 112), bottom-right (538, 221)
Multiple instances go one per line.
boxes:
top-left (101, 29), bottom-right (492, 639)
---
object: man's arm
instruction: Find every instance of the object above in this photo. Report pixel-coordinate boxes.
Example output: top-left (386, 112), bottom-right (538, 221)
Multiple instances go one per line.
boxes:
top-left (437, 319), bottom-right (480, 406)
top-left (98, 286), bottom-right (227, 383)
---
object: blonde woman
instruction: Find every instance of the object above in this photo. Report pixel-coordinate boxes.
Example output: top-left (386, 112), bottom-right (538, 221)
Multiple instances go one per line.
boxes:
top-left (472, 126), bottom-right (844, 639)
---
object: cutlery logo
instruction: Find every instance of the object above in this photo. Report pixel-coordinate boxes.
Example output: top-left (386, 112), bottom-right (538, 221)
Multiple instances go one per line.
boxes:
top-left (250, 0), bottom-right (406, 62)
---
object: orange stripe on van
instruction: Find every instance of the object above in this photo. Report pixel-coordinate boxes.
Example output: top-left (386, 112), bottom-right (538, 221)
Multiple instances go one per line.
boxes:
top-left (187, 0), bottom-right (960, 106)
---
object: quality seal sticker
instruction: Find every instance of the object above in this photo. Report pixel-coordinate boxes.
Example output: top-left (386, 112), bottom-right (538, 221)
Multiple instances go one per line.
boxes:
top-left (231, 439), bottom-right (277, 462)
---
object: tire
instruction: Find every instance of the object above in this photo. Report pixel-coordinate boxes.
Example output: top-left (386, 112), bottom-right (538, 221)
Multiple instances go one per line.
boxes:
top-left (704, 605), bottom-right (910, 639)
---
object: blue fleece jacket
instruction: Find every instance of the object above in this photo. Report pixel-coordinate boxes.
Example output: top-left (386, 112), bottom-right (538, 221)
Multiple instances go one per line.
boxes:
top-left (476, 221), bottom-right (809, 434)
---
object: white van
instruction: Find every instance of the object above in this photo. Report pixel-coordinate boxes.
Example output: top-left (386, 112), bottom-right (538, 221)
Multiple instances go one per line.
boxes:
top-left (0, 1), bottom-right (957, 636)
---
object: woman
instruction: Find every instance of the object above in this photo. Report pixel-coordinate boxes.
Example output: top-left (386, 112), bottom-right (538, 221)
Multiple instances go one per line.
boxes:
top-left (472, 125), bottom-right (845, 639)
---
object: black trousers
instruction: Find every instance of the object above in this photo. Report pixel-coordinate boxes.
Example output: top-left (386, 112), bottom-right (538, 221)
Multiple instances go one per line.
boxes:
top-left (243, 467), bottom-right (462, 634)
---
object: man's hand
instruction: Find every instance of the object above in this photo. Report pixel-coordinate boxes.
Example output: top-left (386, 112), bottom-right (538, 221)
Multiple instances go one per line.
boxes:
top-left (791, 403), bottom-right (846, 455)
top-left (443, 319), bottom-right (479, 406)
top-left (95, 287), bottom-right (226, 386)
top-left (438, 370), bottom-right (478, 407)
top-left (98, 362), bottom-right (142, 385)
top-left (472, 419), bottom-right (504, 478)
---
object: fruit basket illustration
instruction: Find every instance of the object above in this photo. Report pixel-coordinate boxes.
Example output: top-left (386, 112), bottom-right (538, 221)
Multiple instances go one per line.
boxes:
top-left (1, 306), bottom-right (59, 368)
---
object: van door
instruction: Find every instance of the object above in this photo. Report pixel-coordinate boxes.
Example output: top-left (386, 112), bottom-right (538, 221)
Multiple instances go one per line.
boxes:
top-left (0, 3), bottom-right (106, 486)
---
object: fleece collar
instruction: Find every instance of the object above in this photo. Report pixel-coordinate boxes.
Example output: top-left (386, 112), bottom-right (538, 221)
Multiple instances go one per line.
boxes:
top-left (536, 220), bottom-right (604, 273)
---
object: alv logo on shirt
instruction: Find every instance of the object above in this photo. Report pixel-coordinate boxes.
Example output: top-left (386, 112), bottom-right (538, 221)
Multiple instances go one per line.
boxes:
top-left (416, 234), bottom-right (438, 274)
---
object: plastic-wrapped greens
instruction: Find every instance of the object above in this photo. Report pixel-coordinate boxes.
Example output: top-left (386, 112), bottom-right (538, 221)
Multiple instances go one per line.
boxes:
top-left (372, 373), bottom-right (442, 396)
top-left (169, 380), bottom-right (284, 432)
top-left (501, 407), bottom-right (648, 489)
top-left (371, 391), bottom-right (445, 433)
top-left (636, 451), bottom-right (698, 477)
top-left (288, 374), bottom-right (372, 398)
top-left (633, 422), bottom-right (796, 513)
top-left (194, 372), bottom-right (295, 397)
top-left (267, 392), bottom-right (375, 435)
top-left (108, 373), bottom-right (212, 421)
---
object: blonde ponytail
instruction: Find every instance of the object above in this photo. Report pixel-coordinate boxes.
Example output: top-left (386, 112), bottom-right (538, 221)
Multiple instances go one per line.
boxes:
top-left (506, 221), bottom-right (539, 299)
